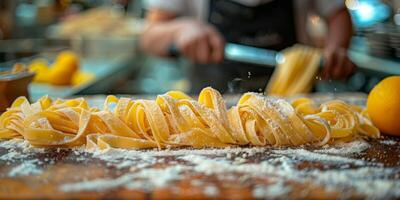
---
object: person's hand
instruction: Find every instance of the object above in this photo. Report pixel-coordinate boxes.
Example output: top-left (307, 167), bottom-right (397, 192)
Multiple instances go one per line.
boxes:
top-left (174, 19), bottom-right (224, 64)
top-left (321, 46), bottom-right (356, 80)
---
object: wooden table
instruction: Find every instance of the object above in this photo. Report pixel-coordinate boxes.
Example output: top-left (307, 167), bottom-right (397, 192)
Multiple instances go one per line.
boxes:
top-left (0, 137), bottom-right (399, 200)
top-left (0, 94), bottom-right (399, 200)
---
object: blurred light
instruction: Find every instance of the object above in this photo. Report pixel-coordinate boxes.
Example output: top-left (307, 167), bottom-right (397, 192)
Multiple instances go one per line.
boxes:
top-left (307, 14), bottom-right (328, 38)
top-left (394, 13), bottom-right (400, 25)
top-left (345, 0), bottom-right (360, 10)
top-left (275, 53), bottom-right (285, 64)
top-left (15, 3), bottom-right (37, 25)
top-left (310, 15), bottom-right (322, 25)
top-left (347, 0), bottom-right (391, 28)
top-left (358, 3), bottom-right (374, 22)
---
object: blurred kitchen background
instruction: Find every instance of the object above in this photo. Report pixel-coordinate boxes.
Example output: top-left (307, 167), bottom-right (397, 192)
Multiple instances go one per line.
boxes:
top-left (0, 0), bottom-right (399, 101)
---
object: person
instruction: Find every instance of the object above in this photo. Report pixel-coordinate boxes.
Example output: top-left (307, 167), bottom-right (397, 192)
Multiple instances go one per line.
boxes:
top-left (140, 0), bottom-right (355, 93)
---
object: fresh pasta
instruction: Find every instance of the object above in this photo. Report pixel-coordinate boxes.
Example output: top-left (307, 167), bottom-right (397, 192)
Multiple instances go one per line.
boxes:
top-left (0, 87), bottom-right (379, 150)
top-left (266, 45), bottom-right (321, 96)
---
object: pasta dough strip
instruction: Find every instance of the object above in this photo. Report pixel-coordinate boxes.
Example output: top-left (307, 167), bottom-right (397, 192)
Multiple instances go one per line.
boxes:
top-left (0, 87), bottom-right (380, 150)
top-left (266, 45), bottom-right (322, 96)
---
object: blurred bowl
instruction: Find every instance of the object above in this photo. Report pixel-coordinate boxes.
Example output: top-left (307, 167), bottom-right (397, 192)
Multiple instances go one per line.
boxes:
top-left (0, 68), bottom-right (34, 112)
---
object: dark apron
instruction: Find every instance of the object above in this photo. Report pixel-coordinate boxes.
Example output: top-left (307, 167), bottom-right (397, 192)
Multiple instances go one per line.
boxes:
top-left (191, 0), bottom-right (296, 93)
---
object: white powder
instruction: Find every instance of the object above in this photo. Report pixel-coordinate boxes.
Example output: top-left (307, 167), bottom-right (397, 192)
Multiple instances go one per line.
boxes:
top-left (309, 167), bottom-right (400, 200)
top-left (117, 160), bottom-right (147, 170)
top-left (0, 139), bottom-right (46, 153)
top-left (0, 139), bottom-right (30, 149)
top-left (61, 173), bottom-right (136, 192)
top-left (91, 146), bottom-right (267, 165)
top-left (203, 185), bottom-right (219, 197)
top-left (8, 160), bottom-right (43, 177)
top-left (226, 152), bottom-right (233, 159)
top-left (61, 165), bottom-right (186, 192)
top-left (314, 139), bottom-right (371, 155)
top-left (253, 181), bottom-right (291, 199)
top-left (1, 139), bottom-right (399, 199)
top-left (83, 140), bottom-right (399, 199)
top-left (178, 155), bottom-right (296, 198)
top-left (179, 155), bottom-right (297, 178)
top-left (273, 148), bottom-right (367, 166)
top-left (0, 149), bottom-right (29, 161)
top-left (0, 139), bottom-right (46, 177)
top-left (180, 154), bottom-right (399, 199)
top-left (380, 139), bottom-right (398, 145)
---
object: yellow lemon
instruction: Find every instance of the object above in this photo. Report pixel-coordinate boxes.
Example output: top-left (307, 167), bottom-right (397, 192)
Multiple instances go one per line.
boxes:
top-left (366, 76), bottom-right (400, 136)
top-left (71, 71), bottom-right (94, 86)
top-left (54, 51), bottom-right (79, 72)
top-left (28, 59), bottom-right (50, 83)
top-left (48, 51), bottom-right (79, 85)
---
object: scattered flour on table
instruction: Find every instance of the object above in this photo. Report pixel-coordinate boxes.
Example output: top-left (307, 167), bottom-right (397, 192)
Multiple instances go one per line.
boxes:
top-left (309, 167), bottom-right (400, 199)
top-left (0, 139), bottom-right (46, 154)
top-left (0, 149), bottom-right (29, 161)
top-left (91, 146), bottom-right (265, 158)
top-left (8, 160), bottom-right (43, 177)
top-left (61, 165), bottom-right (186, 192)
top-left (90, 147), bottom-right (264, 169)
top-left (0, 139), bottom-right (47, 177)
top-left (1, 139), bottom-right (399, 199)
top-left (272, 148), bottom-right (368, 166)
top-left (0, 139), bottom-right (30, 149)
top-left (253, 181), bottom-right (291, 199)
top-left (380, 139), bottom-right (398, 145)
top-left (85, 139), bottom-right (397, 199)
top-left (314, 139), bottom-right (371, 155)
top-left (203, 185), bottom-right (219, 197)
top-left (179, 154), bottom-right (399, 200)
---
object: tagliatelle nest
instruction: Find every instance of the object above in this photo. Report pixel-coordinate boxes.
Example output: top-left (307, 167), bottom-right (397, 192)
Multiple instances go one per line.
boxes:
top-left (0, 87), bottom-right (379, 150)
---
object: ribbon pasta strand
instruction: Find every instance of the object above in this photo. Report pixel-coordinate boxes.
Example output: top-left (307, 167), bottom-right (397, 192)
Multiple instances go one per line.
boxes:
top-left (0, 87), bottom-right (380, 150)
top-left (266, 45), bottom-right (322, 96)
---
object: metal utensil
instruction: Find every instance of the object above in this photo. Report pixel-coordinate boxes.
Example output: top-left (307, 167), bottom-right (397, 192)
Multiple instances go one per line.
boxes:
top-left (224, 43), bottom-right (284, 66)
top-left (168, 42), bottom-right (283, 67)
top-left (168, 43), bottom-right (325, 68)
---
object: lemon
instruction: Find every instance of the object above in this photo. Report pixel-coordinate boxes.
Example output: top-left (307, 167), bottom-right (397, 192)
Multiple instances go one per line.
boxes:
top-left (28, 59), bottom-right (50, 83)
top-left (366, 76), bottom-right (400, 136)
top-left (48, 51), bottom-right (79, 85)
top-left (71, 71), bottom-right (94, 86)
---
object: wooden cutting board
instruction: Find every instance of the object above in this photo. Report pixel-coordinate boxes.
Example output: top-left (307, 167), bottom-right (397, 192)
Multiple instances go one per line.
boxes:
top-left (0, 138), bottom-right (399, 200)
top-left (0, 93), bottom-right (399, 200)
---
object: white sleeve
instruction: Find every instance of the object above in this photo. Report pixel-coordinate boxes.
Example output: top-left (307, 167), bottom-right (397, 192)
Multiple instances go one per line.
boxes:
top-left (315, 0), bottom-right (346, 18)
top-left (144, 0), bottom-right (186, 14)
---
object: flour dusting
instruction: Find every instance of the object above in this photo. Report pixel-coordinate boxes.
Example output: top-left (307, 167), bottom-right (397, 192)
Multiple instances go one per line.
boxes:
top-left (8, 160), bottom-right (43, 177)
top-left (314, 139), bottom-right (371, 155)
top-left (0, 138), bottom-right (399, 199)
top-left (380, 139), bottom-right (398, 145)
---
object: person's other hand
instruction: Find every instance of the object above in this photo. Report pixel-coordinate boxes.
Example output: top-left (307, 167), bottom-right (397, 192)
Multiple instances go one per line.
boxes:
top-left (321, 46), bottom-right (356, 80)
top-left (174, 19), bottom-right (224, 64)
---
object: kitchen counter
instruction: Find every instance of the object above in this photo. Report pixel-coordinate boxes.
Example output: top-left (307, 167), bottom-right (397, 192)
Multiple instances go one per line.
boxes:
top-left (28, 54), bottom-right (140, 101)
top-left (0, 136), bottom-right (398, 199)
top-left (349, 37), bottom-right (400, 75)
top-left (0, 93), bottom-right (399, 200)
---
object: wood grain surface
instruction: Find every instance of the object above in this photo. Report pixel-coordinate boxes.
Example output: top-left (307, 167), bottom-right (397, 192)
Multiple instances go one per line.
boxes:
top-left (0, 137), bottom-right (399, 200)
top-left (0, 94), bottom-right (399, 200)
